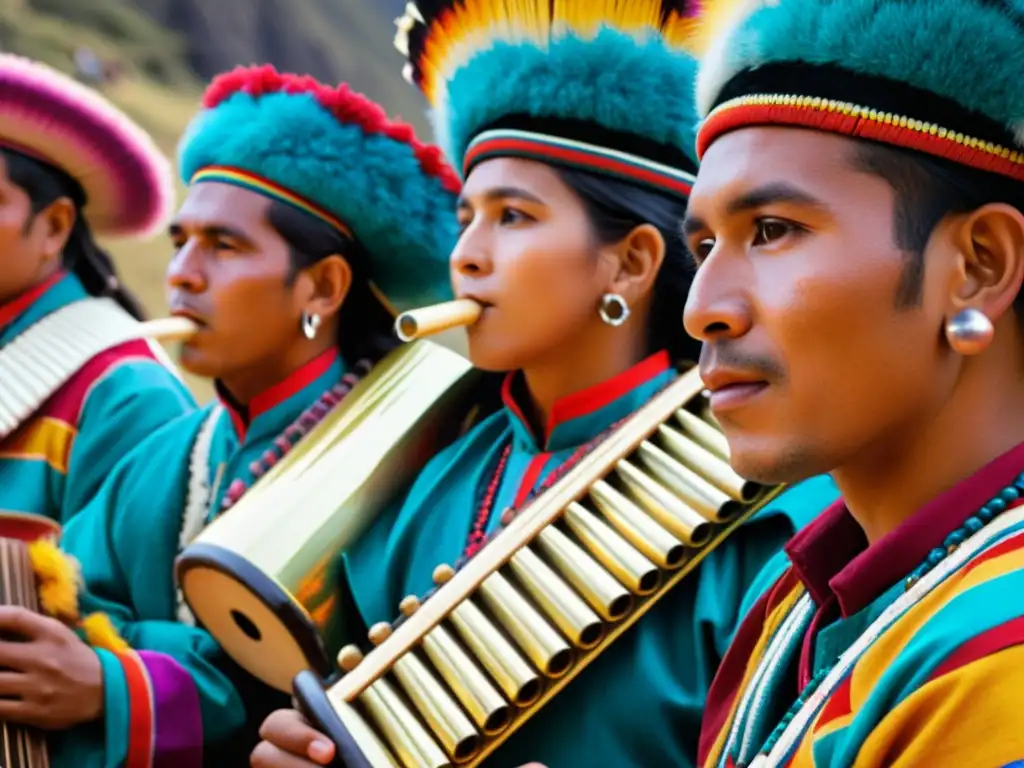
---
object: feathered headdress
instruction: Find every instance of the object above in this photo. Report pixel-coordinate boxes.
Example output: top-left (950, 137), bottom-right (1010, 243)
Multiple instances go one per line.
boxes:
top-left (694, 0), bottom-right (1024, 183)
top-left (0, 54), bottom-right (174, 238)
top-left (395, 0), bottom-right (704, 198)
top-left (177, 65), bottom-right (464, 313)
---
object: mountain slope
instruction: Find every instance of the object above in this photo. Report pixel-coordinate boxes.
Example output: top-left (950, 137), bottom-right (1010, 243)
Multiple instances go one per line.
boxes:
top-left (4, 0), bottom-right (432, 400)
top-left (126, 0), bottom-right (428, 130)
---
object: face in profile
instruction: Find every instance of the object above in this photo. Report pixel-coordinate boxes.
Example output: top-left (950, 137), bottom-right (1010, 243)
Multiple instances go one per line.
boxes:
top-left (451, 157), bottom-right (615, 372)
top-left (0, 154), bottom-right (71, 304)
top-left (682, 127), bottom-right (961, 484)
top-left (166, 182), bottom-right (310, 380)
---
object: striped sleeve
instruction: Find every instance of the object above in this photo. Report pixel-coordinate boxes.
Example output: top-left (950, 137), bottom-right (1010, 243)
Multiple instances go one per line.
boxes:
top-left (62, 422), bottom-right (247, 764)
top-left (852, 642), bottom-right (1024, 766)
top-left (96, 649), bottom-right (204, 767)
top-left (827, 527), bottom-right (1024, 766)
top-left (56, 339), bottom-right (196, 522)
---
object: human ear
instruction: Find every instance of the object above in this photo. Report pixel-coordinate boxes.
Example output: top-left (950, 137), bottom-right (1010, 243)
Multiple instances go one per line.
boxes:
top-left (605, 223), bottom-right (666, 304)
top-left (36, 197), bottom-right (76, 263)
top-left (299, 254), bottom-right (353, 323)
top-left (947, 203), bottom-right (1024, 325)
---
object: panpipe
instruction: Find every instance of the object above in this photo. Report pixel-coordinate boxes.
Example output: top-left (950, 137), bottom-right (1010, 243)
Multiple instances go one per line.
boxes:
top-left (0, 304), bottom-right (198, 443)
top-left (174, 340), bottom-right (483, 693)
top-left (394, 300), bottom-right (483, 343)
top-left (138, 316), bottom-right (200, 342)
top-left (0, 514), bottom-right (64, 768)
top-left (292, 364), bottom-right (783, 768)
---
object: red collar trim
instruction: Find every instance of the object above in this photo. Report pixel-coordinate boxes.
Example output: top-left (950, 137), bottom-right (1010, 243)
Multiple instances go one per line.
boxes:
top-left (0, 270), bottom-right (65, 333)
top-left (500, 350), bottom-right (672, 447)
top-left (219, 348), bottom-right (339, 439)
top-left (785, 439), bottom-right (1024, 617)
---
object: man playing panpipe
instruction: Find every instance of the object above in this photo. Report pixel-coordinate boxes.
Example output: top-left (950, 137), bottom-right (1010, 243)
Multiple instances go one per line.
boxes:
top-left (671, 0), bottom-right (1024, 765)
top-left (251, 3), bottom-right (841, 767)
top-left (46, 65), bottom-right (462, 766)
top-left (0, 53), bottom-right (195, 523)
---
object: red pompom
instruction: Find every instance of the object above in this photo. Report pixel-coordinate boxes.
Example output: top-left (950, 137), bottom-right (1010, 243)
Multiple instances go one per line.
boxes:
top-left (201, 64), bottom-right (461, 192)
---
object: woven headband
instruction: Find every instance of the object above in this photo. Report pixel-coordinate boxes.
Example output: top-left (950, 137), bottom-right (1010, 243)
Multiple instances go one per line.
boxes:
top-left (190, 166), bottom-right (354, 239)
top-left (466, 129), bottom-right (696, 198)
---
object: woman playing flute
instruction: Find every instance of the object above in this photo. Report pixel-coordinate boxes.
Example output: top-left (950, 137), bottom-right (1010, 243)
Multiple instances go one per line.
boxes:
top-left (252, 3), bottom-right (842, 767)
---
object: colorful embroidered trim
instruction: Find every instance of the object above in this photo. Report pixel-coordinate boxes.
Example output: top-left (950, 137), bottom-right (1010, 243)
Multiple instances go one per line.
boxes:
top-left (759, 502), bottom-right (1024, 768)
top-left (190, 166), bottom-right (354, 237)
top-left (465, 129), bottom-right (696, 199)
top-left (117, 650), bottom-right (157, 768)
top-left (696, 94), bottom-right (1024, 183)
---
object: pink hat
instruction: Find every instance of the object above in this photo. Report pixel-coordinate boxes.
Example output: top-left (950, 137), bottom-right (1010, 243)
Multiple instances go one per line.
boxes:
top-left (0, 54), bottom-right (174, 238)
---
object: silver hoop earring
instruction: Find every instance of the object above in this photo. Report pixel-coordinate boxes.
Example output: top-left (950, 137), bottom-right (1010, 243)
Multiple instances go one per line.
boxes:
top-left (599, 293), bottom-right (630, 327)
top-left (945, 307), bottom-right (993, 355)
top-left (301, 311), bottom-right (322, 340)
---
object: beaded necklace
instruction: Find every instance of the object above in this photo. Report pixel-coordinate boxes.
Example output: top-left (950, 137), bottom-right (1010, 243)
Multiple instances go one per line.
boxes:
top-left (217, 358), bottom-right (374, 514)
top-left (461, 429), bottom-right (613, 560)
top-left (728, 473), bottom-right (1024, 768)
top-left (460, 372), bottom-right (677, 561)
top-left (175, 358), bottom-right (374, 625)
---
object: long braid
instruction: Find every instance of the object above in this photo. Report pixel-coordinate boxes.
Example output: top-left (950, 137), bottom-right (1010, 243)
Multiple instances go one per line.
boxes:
top-left (2, 147), bottom-right (148, 320)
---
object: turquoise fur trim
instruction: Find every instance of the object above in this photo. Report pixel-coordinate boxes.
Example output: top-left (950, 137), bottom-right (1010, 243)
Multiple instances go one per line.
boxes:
top-left (177, 91), bottom-right (458, 312)
top-left (434, 27), bottom-right (700, 172)
top-left (701, 0), bottom-right (1024, 137)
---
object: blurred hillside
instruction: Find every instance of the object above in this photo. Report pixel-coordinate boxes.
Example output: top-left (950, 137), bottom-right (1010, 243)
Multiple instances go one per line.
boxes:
top-left (0, 0), bottom-right (428, 399)
top-left (2, 0), bottom-right (425, 142)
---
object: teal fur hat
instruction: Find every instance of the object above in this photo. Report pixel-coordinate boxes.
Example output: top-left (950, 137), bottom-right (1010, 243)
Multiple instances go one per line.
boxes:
top-left (694, 0), bottom-right (1024, 183)
top-left (177, 65), bottom-right (463, 312)
top-left (394, 1), bottom-right (705, 198)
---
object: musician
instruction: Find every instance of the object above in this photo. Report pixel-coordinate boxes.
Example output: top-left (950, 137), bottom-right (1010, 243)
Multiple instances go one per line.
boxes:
top-left (40, 65), bottom-right (462, 766)
top-left (675, 0), bottom-right (1024, 765)
top-left (251, 4), bottom-right (840, 767)
top-left (0, 54), bottom-right (194, 523)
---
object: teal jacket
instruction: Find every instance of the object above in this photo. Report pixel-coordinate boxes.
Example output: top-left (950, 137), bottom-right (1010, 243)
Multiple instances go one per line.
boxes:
top-left (344, 351), bottom-right (841, 768)
top-left (60, 350), bottom-right (346, 766)
top-left (0, 271), bottom-right (196, 524)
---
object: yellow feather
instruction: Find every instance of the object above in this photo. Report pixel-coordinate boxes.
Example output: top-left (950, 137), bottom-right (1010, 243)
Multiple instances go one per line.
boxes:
top-left (414, 0), bottom-right (715, 103)
top-left (27, 539), bottom-right (80, 624)
top-left (661, 9), bottom-right (701, 50)
top-left (687, 0), bottom-right (759, 56)
top-left (553, 0), bottom-right (662, 38)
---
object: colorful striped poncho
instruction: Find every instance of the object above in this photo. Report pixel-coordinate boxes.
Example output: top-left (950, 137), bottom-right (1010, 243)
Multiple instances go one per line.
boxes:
top-left (0, 271), bottom-right (196, 524)
top-left (699, 442), bottom-right (1024, 768)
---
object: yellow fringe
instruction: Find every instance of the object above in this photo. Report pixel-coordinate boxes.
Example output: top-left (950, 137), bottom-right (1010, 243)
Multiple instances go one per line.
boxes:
top-left (26, 539), bottom-right (130, 652)
top-left (81, 613), bottom-right (131, 654)
top-left (27, 539), bottom-right (80, 623)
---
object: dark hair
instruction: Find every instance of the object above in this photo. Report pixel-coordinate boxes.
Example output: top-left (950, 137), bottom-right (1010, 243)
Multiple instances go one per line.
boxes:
top-left (265, 200), bottom-right (400, 366)
top-left (552, 167), bottom-right (700, 364)
top-left (2, 148), bottom-right (147, 319)
top-left (851, 141), bottom-right (1024, 324)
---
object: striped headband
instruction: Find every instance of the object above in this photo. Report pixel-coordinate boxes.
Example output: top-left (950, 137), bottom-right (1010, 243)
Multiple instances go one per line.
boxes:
top-left (696, 94), bottom-right (1024, 183)
top-left (691, 0), bottom-right (1024, 186)
top-left (464, 129), bottom-right (697, 199)
top-left (189, 164), bottom-right (404, 318)
top-left (190, 166), bottom-right (354, 238)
